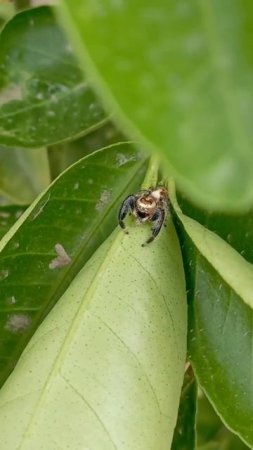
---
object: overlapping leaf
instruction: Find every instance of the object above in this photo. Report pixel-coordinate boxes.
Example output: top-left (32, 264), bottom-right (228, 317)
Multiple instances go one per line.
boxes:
top-left (171, 186), bottom-right (253, 447)
top-left (48, 120), bottom-right (125, 179)
top-left (178, 191), bottom-right (253, 264)
top-left (59, 0), bottom-right (253, 211)
top-left (0, 146), bottom-right (50, 204)
top-left (0, 6), bottom-right (106, 148)
top-left (197, 392), bottom-right (249, 450)
top-left (0, 205), bottom-right (27, 239)
top-left (0, 212), bottom-right (187, 450)
top-left (0, 142), bottom-right (147, 387)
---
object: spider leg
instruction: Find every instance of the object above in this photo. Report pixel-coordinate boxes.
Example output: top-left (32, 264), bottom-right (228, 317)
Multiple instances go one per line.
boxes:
top-left (142, 208), bottom-right (165, 246)
top-left (118, 195), bottom-right (136, 230)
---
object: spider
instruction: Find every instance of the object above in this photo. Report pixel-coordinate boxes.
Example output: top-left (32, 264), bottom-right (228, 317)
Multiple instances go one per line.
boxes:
top-left (118, 186), bottom-right (169, 245)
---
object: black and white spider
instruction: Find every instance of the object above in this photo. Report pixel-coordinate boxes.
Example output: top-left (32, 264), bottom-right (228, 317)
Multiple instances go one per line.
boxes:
top-left (118, 187), bottom-right (169, 245)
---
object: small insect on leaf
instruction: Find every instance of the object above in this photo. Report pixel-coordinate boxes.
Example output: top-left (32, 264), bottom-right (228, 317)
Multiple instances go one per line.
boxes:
top-left (118, 186), bottom-right (169, 246)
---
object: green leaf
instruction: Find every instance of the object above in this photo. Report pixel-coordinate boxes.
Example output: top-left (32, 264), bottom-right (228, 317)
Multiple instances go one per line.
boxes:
top-left (0, 6), bottom-right (106, 148)
top-left (0, 211), bottom-right (187, 450)
top-left (48, 120), bottom-right (125, 179)
top-left (0, 2), bottom-right (14, 29)
top-left (197, 391), bottom-right (250, 450)
top-left (198, 444), bottom-right (220, 450)
top-left (0, 205), bottom-right (27, 239)
top-left (0, 146), bottom-right (50, 204)
top-left (178, 192), bottom-right (253, 264)
top-left (172, 365), bottom-right (197, 450)
top-left (0, 142), bottom-right (147, 387)
top-left (171, 186), bottom-right (253, 447)
top-left (59, 0), bottom-right (253, 211)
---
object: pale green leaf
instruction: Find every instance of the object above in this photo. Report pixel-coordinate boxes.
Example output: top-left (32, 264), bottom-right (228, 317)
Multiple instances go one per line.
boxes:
top-left (0, 217), bottom-right (187, 450)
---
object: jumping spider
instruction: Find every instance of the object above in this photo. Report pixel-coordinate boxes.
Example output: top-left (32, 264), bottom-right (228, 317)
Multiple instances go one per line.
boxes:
top-left (118, 186), bottom-right (169, 246)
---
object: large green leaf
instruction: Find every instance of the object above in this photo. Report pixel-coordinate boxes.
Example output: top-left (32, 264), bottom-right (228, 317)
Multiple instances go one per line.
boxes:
top-left (0, 146), bottom-right (50, 204)
top-left (59, 0), bottom-right (253, 212)
top-left (171, 186), bottom-right (253, 447)
top-left (0, 212), bottom-right (187, 450)
top-left (0, 142), bottom-right (147, 387)
top-left (0, 6), bottom-right (106, 148)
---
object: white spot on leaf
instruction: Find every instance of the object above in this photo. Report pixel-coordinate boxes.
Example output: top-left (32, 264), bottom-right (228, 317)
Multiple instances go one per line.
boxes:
top-left (47, 110), bottom-right (56, 117)
top-left (5, 314), bottom-right (31, 334)
top-left (36, 92), bottom-right (44, 100)
top-left (116, 153), bottom-right (137, 167)
top-left (95, 190), bottom-right (112, 212)
top-left (7, 296), bottom-right (16, 305)
top-left (49, 243), bottom-right (72, 270)
top-left (0, 270), bottom-right (9, 281)
top-left (0, 211), bottom-right (10, 218)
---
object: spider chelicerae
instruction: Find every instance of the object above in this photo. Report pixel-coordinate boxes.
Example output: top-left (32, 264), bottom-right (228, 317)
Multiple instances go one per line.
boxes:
top-left (118, 186), bottom-right (169, 246)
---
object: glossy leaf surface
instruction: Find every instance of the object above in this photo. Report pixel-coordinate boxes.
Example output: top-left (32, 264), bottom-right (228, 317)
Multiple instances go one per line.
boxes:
top-left (0, 215), bottom-right (187, 450)
top-left (0, 6), bottom-right (106, 148)
top-left (60, 0), bottom-right (253, 211)
top-left (0, 142), bottom-right (147, 387)
top-left (172, 187), bottom-right (253, 447)
top-left (0, 146), bottom-right (50, 204)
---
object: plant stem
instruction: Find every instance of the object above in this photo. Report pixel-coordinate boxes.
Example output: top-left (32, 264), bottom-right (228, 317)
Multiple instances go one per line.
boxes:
top-left (141, 154), bottom-right (160, 190)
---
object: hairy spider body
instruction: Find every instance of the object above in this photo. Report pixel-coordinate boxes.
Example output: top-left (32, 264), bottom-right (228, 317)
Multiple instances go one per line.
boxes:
top-left (118, 187), bottom-right (169, 245)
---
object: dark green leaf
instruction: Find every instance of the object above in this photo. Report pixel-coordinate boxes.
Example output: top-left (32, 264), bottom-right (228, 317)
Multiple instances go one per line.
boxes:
top-left (0, 146), bottom-right (50, 204)
top-left (59, 0), bottom-right (253, 211)
top-left (198, 444), bottom-right (221, 450)
top-left (0, 142), bottom-right (147, 387)
top-left (197, 391), bottom-right (250, 450)
top-left (0, 205), bottom-right (27, 239)
top-left (171, 187), bottom-right (253, 447)
top-left (0, 6), bottom-right (106, 148)
top-left (178, 192), bottom-right (253, 264)
top-left (189, 257), bottom-right (253, 447)
top-left (48, 120), bottom-right (125, 179)
top-left (172, 364), bottom-right (197, 450)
